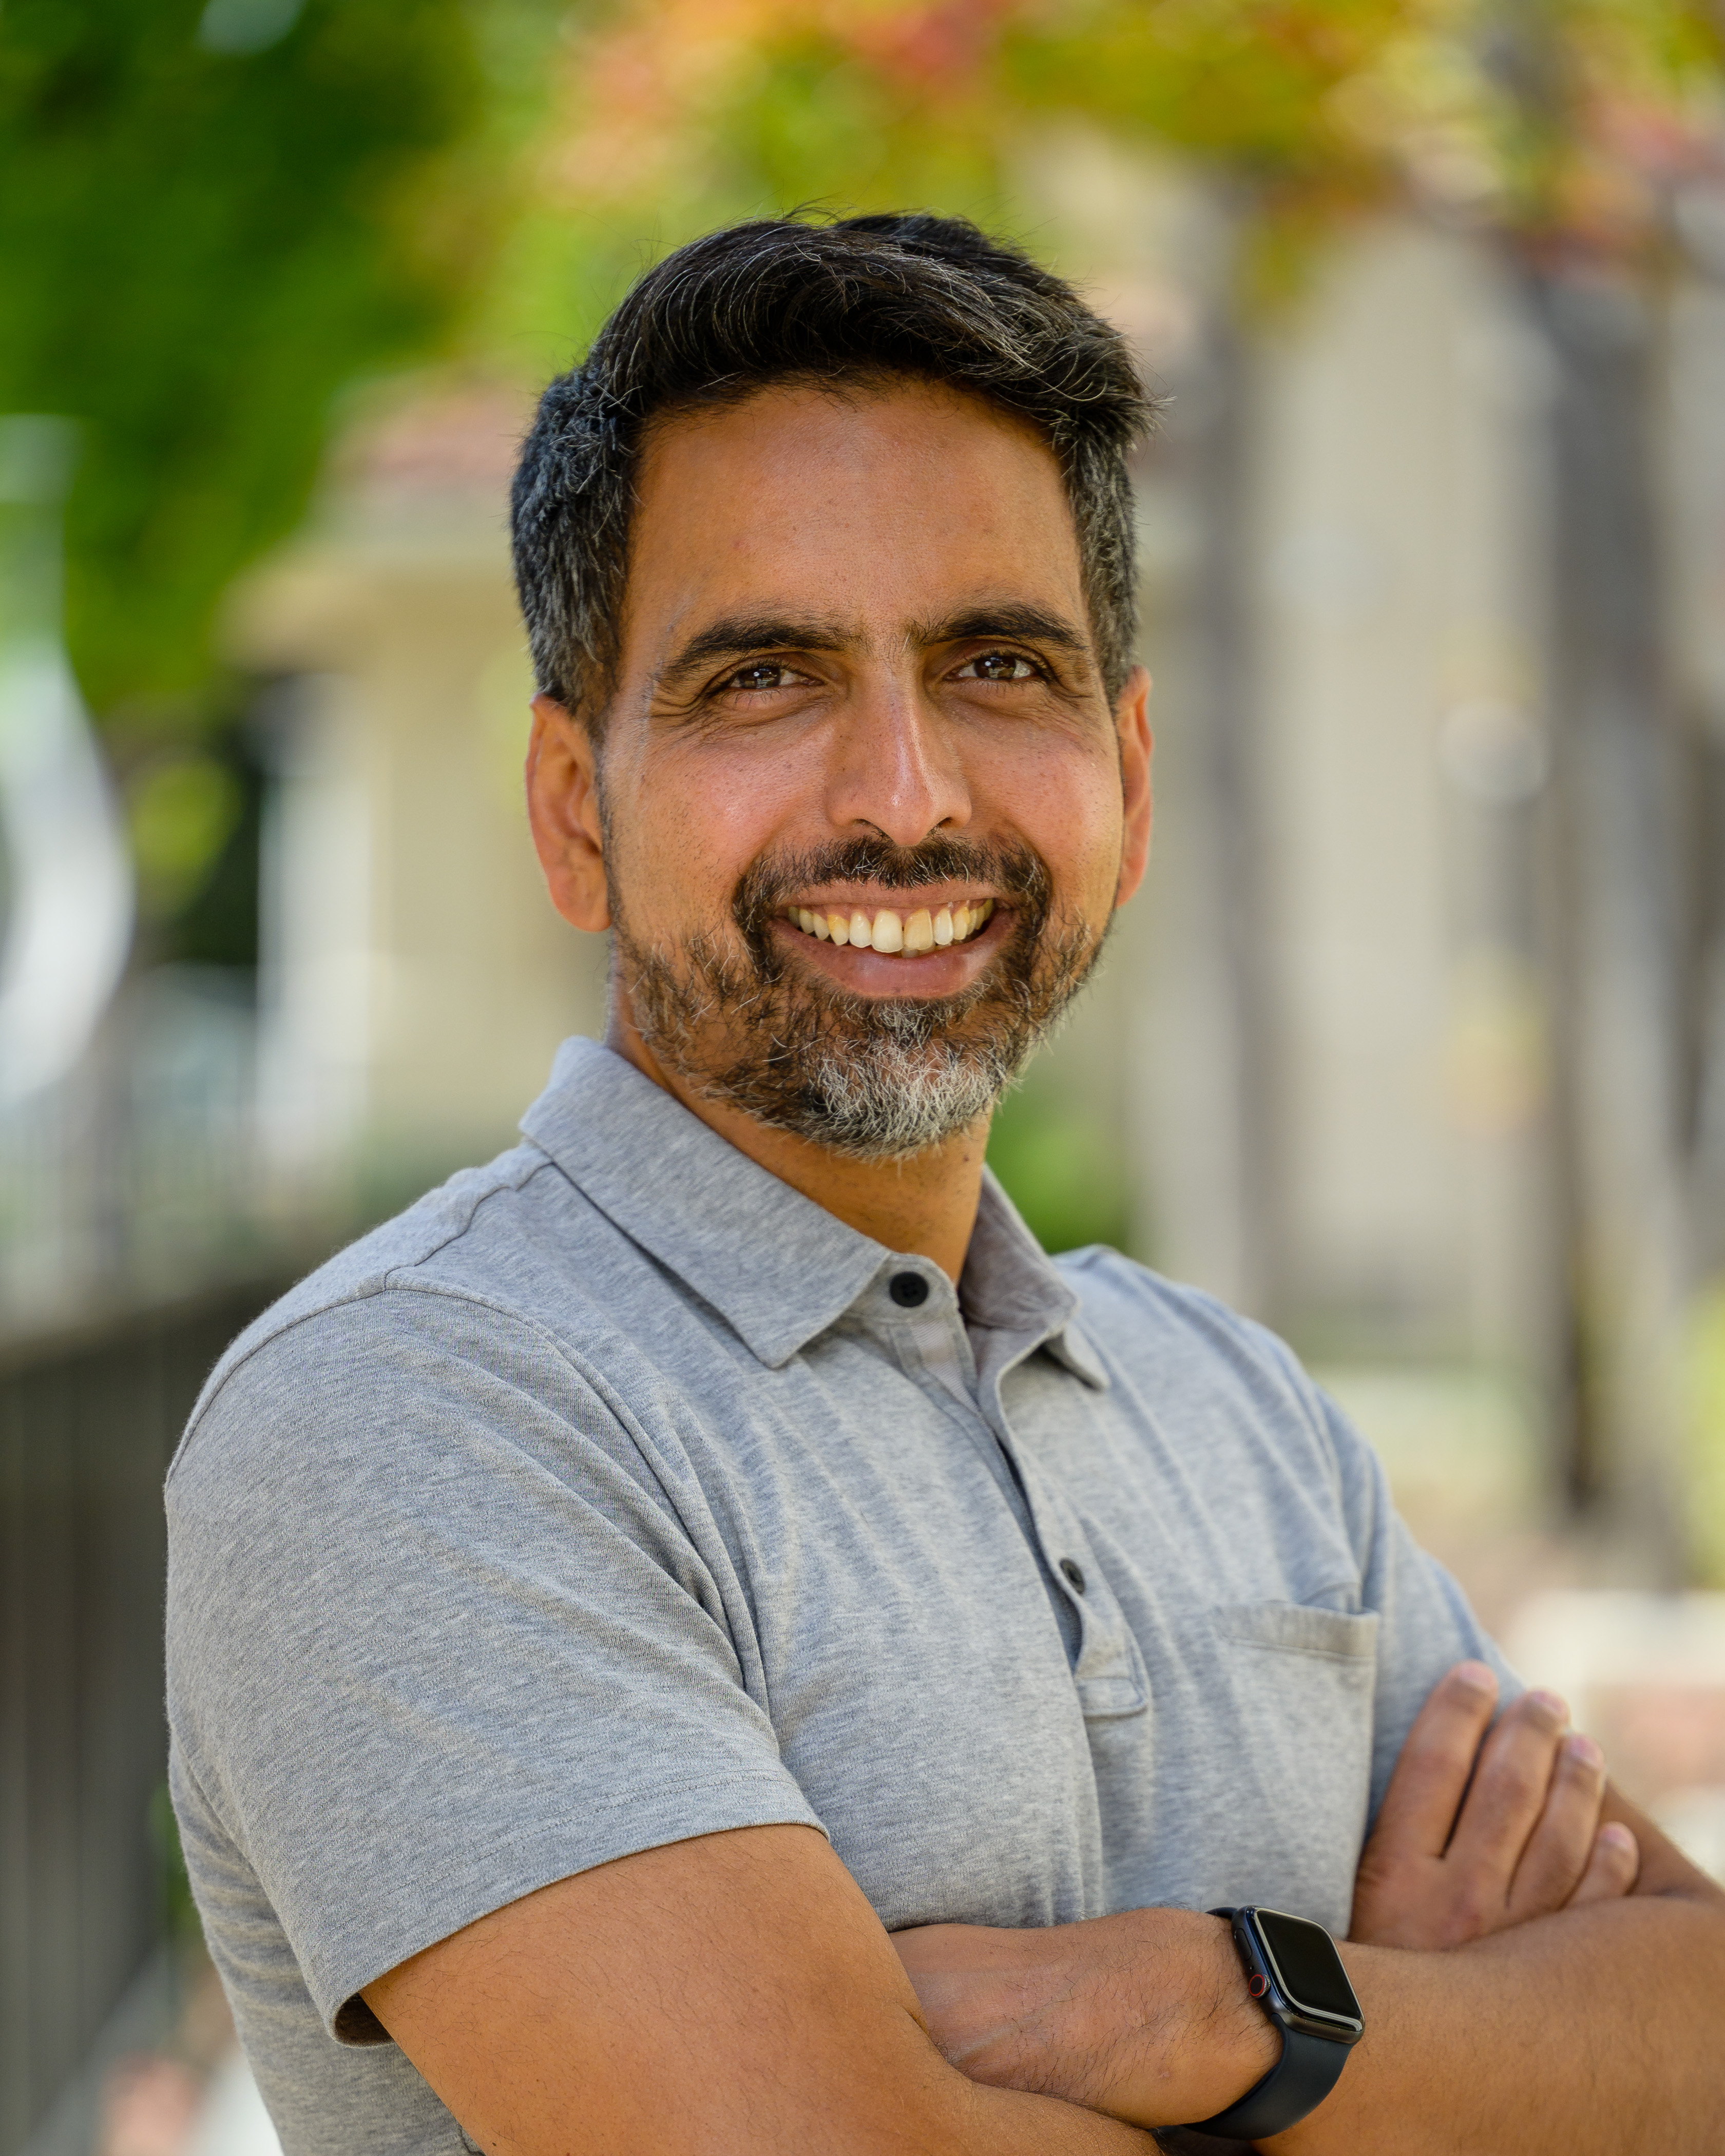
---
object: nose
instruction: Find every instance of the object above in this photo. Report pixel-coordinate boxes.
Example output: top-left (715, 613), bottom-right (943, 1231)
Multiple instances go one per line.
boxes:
top-left (822, 675), bottom-right (971, 847)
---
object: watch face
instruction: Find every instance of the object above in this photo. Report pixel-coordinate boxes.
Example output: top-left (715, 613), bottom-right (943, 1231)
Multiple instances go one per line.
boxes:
top-left (1252, 1910), bottom-right (1363, 2030)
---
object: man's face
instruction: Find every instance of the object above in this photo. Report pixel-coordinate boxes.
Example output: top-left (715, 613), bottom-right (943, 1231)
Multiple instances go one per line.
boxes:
top-left (529, 377), bottom-right (1152, 1158)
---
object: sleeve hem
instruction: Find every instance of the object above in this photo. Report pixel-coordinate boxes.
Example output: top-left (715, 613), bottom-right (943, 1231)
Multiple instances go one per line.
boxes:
top-left (310, 1775), bottom-right (828, 2044)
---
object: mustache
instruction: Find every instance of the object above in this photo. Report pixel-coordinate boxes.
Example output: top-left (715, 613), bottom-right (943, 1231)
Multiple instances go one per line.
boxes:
top-left (730, 834), bottom-right (1052, 950)
top-left (618, 829), bottom-right (1104, 1159)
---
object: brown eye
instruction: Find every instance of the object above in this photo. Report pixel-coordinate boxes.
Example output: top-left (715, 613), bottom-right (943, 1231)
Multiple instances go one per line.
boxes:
top-left (724, 663), bottom-right (793, 693)
top-left (958, 651), bottom-right (1036, 683)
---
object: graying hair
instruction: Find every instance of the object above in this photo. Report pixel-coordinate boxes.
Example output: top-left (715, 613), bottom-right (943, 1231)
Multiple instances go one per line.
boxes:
top-left (510, 211), bottom-right (1156, 731)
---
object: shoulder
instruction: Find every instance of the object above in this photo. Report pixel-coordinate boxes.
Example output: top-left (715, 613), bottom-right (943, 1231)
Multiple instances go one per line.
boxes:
top-left (1054, 1246), bottom-right (1379, 1493)
top-left (168, 1140), bottom-right (654, 1503)
top-left (163, 1151), bottom-right (713, 1683)
top-left (1056, 1245), bottom-right (1311, 1401)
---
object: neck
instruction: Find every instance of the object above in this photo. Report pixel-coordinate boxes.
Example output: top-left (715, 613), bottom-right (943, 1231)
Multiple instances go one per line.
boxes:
top-left (603, 992), bottom-right (989, 1283)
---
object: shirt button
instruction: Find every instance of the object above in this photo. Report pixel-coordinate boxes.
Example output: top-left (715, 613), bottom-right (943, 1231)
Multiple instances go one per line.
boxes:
top-left (1059, 1557), bottom-right (1087, 1594)
top-left (888, 1272), bottom-right (930, 1308)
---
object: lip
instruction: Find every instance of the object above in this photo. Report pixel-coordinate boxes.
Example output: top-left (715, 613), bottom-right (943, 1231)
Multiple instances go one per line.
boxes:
top-left (770, 901), bottom-right (1012, 995)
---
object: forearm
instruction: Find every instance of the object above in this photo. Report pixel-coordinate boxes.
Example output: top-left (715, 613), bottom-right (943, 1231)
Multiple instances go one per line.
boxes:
top-left (1278, 1891), bottom-right (1725, 2155)
top-left (899, 1888), bottom-right (1725, 2152)
top-left (894, 1907), bottom-right (1277, 2129)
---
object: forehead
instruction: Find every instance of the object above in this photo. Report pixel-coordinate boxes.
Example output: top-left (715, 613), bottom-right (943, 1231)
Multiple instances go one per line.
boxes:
top-left (622, 378), bottom-right (1086, 660)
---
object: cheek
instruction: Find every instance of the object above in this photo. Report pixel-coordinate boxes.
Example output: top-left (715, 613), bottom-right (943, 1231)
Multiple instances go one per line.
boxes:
top-left (976, 735), bottom-right (1122, 909)
top-left (608, 741), bottom-right (804, 930)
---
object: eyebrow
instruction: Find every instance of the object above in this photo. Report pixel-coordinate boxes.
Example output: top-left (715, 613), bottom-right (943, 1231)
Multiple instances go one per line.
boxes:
top-left (656, 614), bottom-right (851, 690)
top-left (911, 603), bottom-right (1089, 655)
top-left (655, 600), bottom-right (1091, 695)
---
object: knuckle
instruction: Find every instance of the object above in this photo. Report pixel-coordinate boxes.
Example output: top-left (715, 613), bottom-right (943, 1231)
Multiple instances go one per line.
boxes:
top-left (1603, 1831), bottom-right (1641, 1881)
top-left (1533, 1783), bottom-right (1596, 1841)
top-left (1356, 1853), bottom-right (1415, 1900)
top-left (1448, 1874), bottom-right (1503, 1933)
top-left (1513, 1856), bottom-right (1578, 1915)
top-left (1560, 1735), bottom-right (1605, 1781)
top-left (1492, 1755), bottom-right (1554, 1808)
top-left (1434, 1899), bottom-right (1492, 1948)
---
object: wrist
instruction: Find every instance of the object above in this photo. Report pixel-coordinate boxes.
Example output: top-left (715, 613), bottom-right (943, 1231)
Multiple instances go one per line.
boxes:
top-left (894, 1908), bottom-right (1281, 2129)
top-left (1091, 1908), bottom-right (1281, 2128)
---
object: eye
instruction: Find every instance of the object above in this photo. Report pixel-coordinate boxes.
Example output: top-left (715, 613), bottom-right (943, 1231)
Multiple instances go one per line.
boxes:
top-left (955, 650), bottom-right (1039, 683)
top-left (720, 661), bottom-right (804, 694)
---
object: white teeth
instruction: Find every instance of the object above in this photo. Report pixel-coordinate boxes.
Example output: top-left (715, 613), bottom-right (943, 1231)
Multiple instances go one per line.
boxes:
top-left (788, 900), bottom-right (994, 955)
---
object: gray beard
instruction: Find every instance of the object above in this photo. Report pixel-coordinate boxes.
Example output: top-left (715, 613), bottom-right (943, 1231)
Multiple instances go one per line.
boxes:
top-left (614, 839), bottom-right (1104, 1161)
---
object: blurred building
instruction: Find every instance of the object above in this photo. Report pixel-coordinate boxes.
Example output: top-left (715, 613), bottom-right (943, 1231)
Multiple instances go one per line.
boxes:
top-left (228, 386), bottom-right (608, 1212)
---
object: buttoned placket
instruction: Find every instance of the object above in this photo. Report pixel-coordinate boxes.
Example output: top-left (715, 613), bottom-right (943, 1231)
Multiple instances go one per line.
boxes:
top-left (868, 1260), bottom-right (1149, 1722)
top-left (520, 1041), bottom-right (1151, 1722)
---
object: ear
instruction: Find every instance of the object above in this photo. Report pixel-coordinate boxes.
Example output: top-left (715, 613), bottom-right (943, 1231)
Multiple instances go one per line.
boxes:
top-left (526, 693), bottom-right (611, 932)
top-left (1113, 665), bottom-right (1154, 908)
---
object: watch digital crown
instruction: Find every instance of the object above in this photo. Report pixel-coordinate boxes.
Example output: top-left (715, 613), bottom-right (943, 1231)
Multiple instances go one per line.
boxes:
top-left (1182, 1907), bottom-right (1363, 2141)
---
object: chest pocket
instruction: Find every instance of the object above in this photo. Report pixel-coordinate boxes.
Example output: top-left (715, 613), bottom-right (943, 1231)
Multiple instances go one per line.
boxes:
top-left (1201, 1600), bottom-right (1379, 1932)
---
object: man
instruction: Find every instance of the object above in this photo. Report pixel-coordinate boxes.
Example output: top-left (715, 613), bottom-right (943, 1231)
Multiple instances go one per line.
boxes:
top-left (167, 214), bottom-right (1724, 2154)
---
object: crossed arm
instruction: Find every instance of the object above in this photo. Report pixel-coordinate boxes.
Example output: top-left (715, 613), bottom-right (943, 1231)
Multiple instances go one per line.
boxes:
top-left (368, 1665), bottom-right (1725, 2152)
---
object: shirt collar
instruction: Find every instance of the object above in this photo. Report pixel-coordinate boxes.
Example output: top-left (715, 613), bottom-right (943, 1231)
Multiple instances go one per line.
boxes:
top-left (520, 1036), bottom-right (1106, 1387)
top-left (961, 1184), bottom-right (1109, 1389)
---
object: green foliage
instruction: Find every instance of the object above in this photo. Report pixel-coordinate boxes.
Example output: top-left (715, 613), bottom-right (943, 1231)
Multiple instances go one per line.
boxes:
top-left (8, 0), bottom-right (1717, 737)
top-left (987, 1074), bottom-right (1131, 1257)
top-left (149, 1779), bottom-right (202, 1941)
top-left (714, 34), bottom-right (1003, 217)
top-left (1002, 0), bottom-right (1411, 182)
top-left (0, 0), bottom-right (491, 725)
top-left (128, 748), bottom-right (244, 918)
top-left (477, 19), bottom-right (1009, 385)
top-left (508, 0), bottom-right (1725, 334)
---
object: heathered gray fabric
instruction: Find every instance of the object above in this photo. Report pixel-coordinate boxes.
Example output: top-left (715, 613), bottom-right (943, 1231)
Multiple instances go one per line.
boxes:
top-left (166, 1036), bottom-right (1516, 2155)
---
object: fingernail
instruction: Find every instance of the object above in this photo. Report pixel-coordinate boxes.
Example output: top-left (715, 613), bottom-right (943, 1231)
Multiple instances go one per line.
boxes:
top-left (1600, 1822), bottom-right (1636, 1852)
top-left (1564, 1733), bottom-right (1603, 1770)
top-left (1453, 1662), bottom-right (1496, 1695)
top-left (1528, 1689), bottom-right (1568, 1727)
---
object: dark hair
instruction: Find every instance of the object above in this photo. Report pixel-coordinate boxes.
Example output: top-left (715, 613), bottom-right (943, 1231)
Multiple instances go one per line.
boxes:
top-left (510, 211), bottom-right (1156, 730)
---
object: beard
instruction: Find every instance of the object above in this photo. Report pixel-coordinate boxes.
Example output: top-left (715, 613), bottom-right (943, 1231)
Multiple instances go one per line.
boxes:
top-left (612, 832), bottom-right (1106, 1161)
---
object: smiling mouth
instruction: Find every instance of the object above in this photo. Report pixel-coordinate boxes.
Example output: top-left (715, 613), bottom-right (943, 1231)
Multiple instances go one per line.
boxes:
top-left (783, 898), bottom-right (998, 956)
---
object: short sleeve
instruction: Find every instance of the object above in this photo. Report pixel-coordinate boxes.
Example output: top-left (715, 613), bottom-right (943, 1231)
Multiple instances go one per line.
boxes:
top-left (1313, 1386), bottom-right (1524, 1821)
top-left (165, 1288), bottom-right (823, 2041)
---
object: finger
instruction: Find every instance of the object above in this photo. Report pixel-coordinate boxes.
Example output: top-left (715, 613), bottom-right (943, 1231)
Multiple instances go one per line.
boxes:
top-left (1370, 1662), bottom-right (1501, 1859)
top-left (1568, 1820), bottom-right (1641, 1907)
top-left (1445, 1688), bottom-right (1569, 1886)
top-left (1506, 1732), bottom-right (1606, 1920)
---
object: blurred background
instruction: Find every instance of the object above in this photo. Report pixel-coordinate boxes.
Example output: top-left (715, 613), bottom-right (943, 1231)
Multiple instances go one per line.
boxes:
top-left (4, 1), bottom-right (1725, 2148)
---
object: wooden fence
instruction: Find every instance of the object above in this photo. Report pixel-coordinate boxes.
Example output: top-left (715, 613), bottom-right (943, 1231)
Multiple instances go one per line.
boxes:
top-left (0, 1280), bottom-right (286, 2156)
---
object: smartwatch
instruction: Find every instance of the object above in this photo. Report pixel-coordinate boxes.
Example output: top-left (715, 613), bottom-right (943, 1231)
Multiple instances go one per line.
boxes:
top-left (1182, 1907), bottom-right (1364, 2141)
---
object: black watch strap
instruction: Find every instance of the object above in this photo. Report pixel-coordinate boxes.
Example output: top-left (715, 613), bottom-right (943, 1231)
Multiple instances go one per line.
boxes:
top-left (1181, 2020), bottom-right (1351, 2141)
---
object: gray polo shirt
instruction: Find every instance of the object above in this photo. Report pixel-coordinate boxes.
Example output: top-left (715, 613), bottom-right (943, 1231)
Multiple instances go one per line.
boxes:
top-left (166, 1036), bottom-right (1513, 2154)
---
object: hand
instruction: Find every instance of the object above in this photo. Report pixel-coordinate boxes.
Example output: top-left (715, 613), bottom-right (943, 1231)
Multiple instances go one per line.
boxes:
top-left (891, 1908), bottom-right (1279, 2129)
top-left (1350, 1661), bottom-right (1641, 1950)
